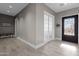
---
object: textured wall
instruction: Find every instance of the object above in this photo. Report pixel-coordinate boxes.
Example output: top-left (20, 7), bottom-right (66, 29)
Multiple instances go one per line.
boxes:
top-left (0, 14), bottom-right (15, 35)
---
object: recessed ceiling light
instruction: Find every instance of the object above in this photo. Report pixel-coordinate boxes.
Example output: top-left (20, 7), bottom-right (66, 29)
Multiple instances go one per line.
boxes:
top-left (6, 10), bottom-right (10, 13)
top-left (9, 5), bottom-right (13, 8)
top-left (64, 3), bottom-right (68, 5)
top-left (60, 3), bottom-right (67, 6)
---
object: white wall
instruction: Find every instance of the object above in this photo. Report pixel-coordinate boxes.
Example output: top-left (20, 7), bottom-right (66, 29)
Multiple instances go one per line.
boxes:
top-left (36, 4), bottom-right (56, 45)
top-left (55, 7), bottom-right (79, 41)
top-left (15, 4), bottom-right (36, 45)
top-left (15, 3), bottom-right (56, 48)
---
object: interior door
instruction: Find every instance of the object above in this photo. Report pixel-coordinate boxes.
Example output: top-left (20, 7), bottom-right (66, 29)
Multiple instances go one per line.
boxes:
top-left (44, 11), bottom-right (55, 42)
top-left (62, 15), bottom-right (78, 43)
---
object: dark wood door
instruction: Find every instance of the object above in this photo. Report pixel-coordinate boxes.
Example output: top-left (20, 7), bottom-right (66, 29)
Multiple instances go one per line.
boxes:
top-left (62, 15), bottom-right (78, 43)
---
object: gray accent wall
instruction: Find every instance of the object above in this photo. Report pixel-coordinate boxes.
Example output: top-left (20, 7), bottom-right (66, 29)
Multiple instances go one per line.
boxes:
top-left (15, 3), bottom-right (56, 46)
top-left (0, 14), bottom-right (15, 35)
top-left (55, 7), bottom-right (79, 41)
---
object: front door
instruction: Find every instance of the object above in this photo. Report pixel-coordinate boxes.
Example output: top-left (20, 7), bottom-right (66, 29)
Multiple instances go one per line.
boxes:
top-left (62, 15), bottom-right (78, 43)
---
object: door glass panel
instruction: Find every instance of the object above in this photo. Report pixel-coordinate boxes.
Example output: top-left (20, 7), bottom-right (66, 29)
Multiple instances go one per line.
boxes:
top-left (49, 16), bottom-right (52, 37)
top-left (44, 14), bottom-right (49, 32)
top-left (64, 17), bottom-right (75, 36)
top-left (44, 14), bottom-right (49, 40)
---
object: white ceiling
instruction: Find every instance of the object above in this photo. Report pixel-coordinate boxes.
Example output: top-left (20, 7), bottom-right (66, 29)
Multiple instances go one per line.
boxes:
top-left (0, 3), bottom-right (79, 16)
top-left (45, 3), bottom-right (79, 13)
top-left (0, 3), bottom-right (28, 16)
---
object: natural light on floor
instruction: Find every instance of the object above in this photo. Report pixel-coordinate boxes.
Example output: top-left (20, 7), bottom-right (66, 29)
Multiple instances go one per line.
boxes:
top-left (60, 43), bottom-right (77, 51)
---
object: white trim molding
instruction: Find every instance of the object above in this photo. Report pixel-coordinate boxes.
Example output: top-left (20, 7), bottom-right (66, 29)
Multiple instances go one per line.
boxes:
top-left (55, 37), bottom-right (61, 40)
top-left (17, 37), bottom-right (37, 49)
top-left (16, 37), bottom-right (53, 49)
top-left (36, 39), bottom-right (53, 49)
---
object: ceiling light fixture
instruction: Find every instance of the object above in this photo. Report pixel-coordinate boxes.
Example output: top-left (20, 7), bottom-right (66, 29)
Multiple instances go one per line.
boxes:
top-left (60, 3), bottom-right (67, 6)
top-left (64, 3), bottom-right (68, 5)
top-left (6, 10), bottom-right (10, 13)
top-left (9, 5), bottom-right (13, 8)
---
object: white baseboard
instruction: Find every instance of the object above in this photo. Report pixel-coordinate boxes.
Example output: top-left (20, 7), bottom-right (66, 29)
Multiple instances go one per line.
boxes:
top-left (55, 37), bottom-right (61, 40)
top-left (35, 39), bottom-right (52, 49)
top-left (16, 37), bottom-right (53, 49)
top-left (17, 37), bottom-right (37, 49)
